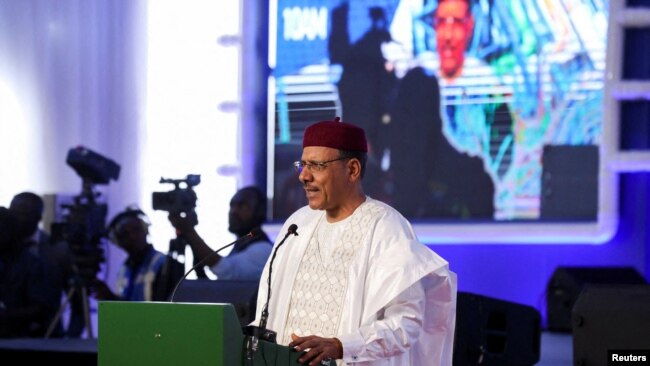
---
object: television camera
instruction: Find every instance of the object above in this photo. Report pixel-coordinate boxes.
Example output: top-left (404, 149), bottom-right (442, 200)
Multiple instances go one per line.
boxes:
top-left (152, 174), bottom-right (201, 214)
top-left (152, 174), bottom-right (201, 278)
top-left (52, 146), bottom-right (120, 280)
top-left (46, 146), bottom-right (120, 338)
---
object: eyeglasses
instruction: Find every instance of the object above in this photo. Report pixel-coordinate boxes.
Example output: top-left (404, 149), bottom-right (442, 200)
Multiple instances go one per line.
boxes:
top-left (293, 157), bottom-right (348, 173)
top-left (433, 15), bottom-right (470, 29)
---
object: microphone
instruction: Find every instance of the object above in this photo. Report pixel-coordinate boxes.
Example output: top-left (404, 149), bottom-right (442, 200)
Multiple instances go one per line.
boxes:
top-left (168, 228), bottom-right (263, 302)
top-left (243, 224), bottom-right (298, 360)
top-left (259, 223), bottom-right (298, 331)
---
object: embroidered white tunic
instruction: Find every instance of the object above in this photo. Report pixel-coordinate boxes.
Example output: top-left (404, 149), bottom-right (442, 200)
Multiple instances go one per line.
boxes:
top-left (281, 214), bottom-right (355, 345)
top-left (254, 198), bottom-right (457, 366)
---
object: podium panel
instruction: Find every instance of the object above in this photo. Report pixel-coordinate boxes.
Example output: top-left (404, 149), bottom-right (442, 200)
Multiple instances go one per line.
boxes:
top-left (99, 302), bottom-right (242, 366)
top-left (98, 301), bottom-right (307, 366)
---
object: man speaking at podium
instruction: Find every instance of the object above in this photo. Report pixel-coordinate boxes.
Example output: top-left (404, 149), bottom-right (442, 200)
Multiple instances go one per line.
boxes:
top-left (253, 118), bottom-right (457, 365)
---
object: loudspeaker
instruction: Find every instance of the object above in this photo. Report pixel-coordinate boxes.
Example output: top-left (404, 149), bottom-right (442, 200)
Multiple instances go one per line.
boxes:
top-left (453, 292), bottom-right (541, 366)
top-left (546, 266), bottom-right (646, 332)
top-left (573, 285), bottom-right (650, 366)
top-left (540, 144), bottom-right (598, 220)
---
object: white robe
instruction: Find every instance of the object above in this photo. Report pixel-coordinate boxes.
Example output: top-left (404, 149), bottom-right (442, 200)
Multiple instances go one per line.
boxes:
top-left (253, 198), bottom-right (457, 365)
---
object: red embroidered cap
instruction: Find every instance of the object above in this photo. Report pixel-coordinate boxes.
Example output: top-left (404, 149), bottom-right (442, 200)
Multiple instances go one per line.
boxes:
top-left (302, 117), bottom-right (368, 152)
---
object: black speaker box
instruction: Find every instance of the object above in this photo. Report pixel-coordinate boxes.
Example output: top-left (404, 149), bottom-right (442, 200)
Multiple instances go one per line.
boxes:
top-left (453, 292), bottom-right (541, 366)
top-left (573, 285), bottom-right (650, 366)
top-left (546, 266), bottom-right (647, 332)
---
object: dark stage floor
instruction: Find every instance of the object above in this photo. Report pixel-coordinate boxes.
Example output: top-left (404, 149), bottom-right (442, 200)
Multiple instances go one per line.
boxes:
top-left (0, 331), bottom-right (572, 365)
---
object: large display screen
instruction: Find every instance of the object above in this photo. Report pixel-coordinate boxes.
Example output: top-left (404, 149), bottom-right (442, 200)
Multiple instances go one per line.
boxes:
top-left (267, 0), bottom-right (615, 243)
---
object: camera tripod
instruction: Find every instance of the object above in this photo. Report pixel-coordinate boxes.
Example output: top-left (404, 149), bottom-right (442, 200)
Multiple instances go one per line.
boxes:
top-left (44, 275), bottom-right (94, 339)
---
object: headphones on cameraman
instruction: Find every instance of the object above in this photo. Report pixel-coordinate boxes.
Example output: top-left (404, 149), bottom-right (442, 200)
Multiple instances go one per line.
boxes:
top-left (107, 205), bottom-right (150, 244)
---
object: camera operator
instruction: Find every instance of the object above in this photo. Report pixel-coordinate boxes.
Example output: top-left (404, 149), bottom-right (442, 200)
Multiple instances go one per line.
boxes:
top-left (168, 186), bottom-right (272, 281)
top-left (0, 207), bottom-right (56, 338)
top-left (92, 207), bottom-right (182, 301)
top-left (8, 192), bottom-right (85, 338)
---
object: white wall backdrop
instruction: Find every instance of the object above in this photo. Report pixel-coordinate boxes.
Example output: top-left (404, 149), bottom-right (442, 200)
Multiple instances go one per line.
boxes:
top-left (144, 0), bottom-right (242, 269)
top-left (0, 0), bottom-right (244, 333)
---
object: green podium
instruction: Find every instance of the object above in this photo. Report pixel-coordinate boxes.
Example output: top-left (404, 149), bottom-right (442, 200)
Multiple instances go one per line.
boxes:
top-left (98, 301), bottom-right (306, 366)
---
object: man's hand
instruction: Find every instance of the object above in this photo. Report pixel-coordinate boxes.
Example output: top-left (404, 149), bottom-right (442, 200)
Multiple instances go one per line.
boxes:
top-left (167, 211), bottom-right (198, 235)
top-left (289, 333), bottom-right (343, 366)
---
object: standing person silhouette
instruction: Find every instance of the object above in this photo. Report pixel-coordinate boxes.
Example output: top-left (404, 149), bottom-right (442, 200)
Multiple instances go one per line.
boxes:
top-left (329, 5), bottom-right (397, 203)
top-left (0, 206), bottom-right (55, 338)
top-left (9, 191), bottom-right (85, 337)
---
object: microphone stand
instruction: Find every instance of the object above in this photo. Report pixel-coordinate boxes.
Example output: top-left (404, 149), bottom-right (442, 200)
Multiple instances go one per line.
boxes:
top-left (243, 224), bottom-right (298, 361)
